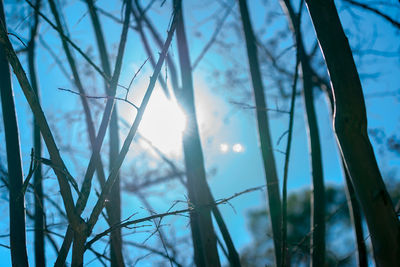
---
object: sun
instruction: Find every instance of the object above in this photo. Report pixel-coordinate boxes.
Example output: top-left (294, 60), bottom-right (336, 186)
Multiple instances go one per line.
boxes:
top-left (138, 89), bottom-right (186, 156)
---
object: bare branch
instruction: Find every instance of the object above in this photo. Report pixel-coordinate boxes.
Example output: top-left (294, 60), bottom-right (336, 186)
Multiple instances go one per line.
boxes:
top-left (58, 87), bottom-right (139, 110)
top-left (24, 0), bottom-right (110, 81)
top-left (86, 185), bottom-right (265, 249)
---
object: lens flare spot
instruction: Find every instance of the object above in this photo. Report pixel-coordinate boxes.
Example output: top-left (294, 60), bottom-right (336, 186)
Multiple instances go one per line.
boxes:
top-left (232, 143), bottom-right (244, 153)
top-left (220, 143), bottom-right (229, 153)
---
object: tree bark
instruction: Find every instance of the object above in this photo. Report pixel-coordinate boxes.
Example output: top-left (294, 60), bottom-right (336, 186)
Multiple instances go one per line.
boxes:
top-left (133, 5), bottom-right (240, 265)
top-left (174, 1), bottom-right (221, 266)
top-left (0, 1), bottom-right (29, 265)
top-left (302, 44), bottom-right (326, 267)
top-left (280, 2), bottom-right (325, 266)
top-left (27, 0), bottom-right (45, 266)
top-left (343, 170), bottom-right (368, 267)
top-left (85, 1), bottom-right (124, 266)
top-left (280, 1), bottom-right (368, 265)
top-left (237, 0), bottom-right (282, 265)
top-left (306, 1), bottom-right (400, 266)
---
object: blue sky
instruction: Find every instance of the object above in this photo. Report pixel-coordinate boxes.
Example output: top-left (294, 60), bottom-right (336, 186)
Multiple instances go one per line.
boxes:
top-left (1, 0), bottom-right (400, 265)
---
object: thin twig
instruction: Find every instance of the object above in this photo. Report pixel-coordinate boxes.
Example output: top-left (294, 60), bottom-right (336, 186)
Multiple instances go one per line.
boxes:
top-left (17, 149), bottom-right (37, 200)
top-left (24, 0), bottom-right (110, 82)
top-left (126, 57), bottom-right (150, 96)
top-left (192, 2), bottom-right (234, 70)
top-left (230, 100), bottom-right (289, 113)
top-left (58, 87), bottom-right (139, 110)
top-left (86, 185), bottom-right (265, 249)
top-left (7, 32), bottom-right (27, 48)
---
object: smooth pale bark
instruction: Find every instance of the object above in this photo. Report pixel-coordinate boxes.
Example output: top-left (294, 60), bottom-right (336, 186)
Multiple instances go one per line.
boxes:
top-left (306, 1), bottom-right (400, 266)
top-left (0, 1), bottom-right (29, 265)
top-left (237, 0), bottom-right (282, 265)
top-left (85, 1), bottom-right (123, 266)
top-left (174, 1), bottom-right (221, 266)
top-left (280, 2), bottom-right (325, 266)
top-left (27, 0), bottom-right (45, 265)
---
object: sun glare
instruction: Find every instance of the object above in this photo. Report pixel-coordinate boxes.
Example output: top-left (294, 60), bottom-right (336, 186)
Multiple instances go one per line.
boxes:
top-left (138, 89), bottom-right (186, 156)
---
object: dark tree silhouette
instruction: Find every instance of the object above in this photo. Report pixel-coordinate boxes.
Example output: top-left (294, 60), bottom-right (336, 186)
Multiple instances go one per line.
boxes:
top-left (306, 0), bottom-right (400, 266)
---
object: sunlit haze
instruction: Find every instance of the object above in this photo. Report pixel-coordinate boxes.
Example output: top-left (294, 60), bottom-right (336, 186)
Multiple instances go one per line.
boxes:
top-left (138, 89), bottom-right (186, 156)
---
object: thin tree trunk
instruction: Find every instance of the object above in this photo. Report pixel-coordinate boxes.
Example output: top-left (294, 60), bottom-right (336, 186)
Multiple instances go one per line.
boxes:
top-left (317, 59), bottom-right (368, 267)
top-left (343, 170), bottom-right (368, 267)
top-left (281, 55), bottom-right (300, 267)
top-left (47, 0), bottom-right (125, 265)
top-left (281, 2), bottom-right (368, 265)
top-left (133, 3), bottom-right (241, 265)
top-left (237, 0), bottom-right (282, 265)
top-left (108, 114), bottom-right (123, 267)
top-left (70, 2), bottom-right (178, 263)
top-left (302, 47), bottom-right (325, 267)
top-left (306, 1), bottom-right (400, 266)
top-left (174, 1), bottom-right (221, 266)
top-left (27, 0), bottom-right (45, 266)
top-left (85, 1), bottom-right (123, 266)
top-left (69, 0), bottom-right (132, 263)
top-left (0, 1), bottom-right (29, 265)
top-left (83, 11), bottom-right (178, 262)
top-left (280, 2), bottom-right (326, 266)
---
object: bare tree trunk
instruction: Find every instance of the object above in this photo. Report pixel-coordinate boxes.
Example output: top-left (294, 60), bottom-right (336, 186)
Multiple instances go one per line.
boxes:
top-left (82, 10), bottom-right (177, 264)
top-left (27, 0), bottom-right (45, 266)
top-left (60, 1), bottom-right (177, 264)
top-left (133, 3), bottom-right (241, 266)
top-left (237, 0), bottom-right (282, 265)
top-left (0, 1), bottom-right (29, 265)
top-left (280, 2), bottom-right (368, 265)
top-left (47, 0), bottom-right (124, 265)
top-left (306, 1), bottom-right (400, 266)
top-left (174, 1), bottom-right (220, 266)
top-left (302, 48), bottom-right (325, 267)
top-left (343, 170), bottom-right (368, 267)
top-left (85, 1), bottom-right (123, 266)
top-left (279, 2), bottom-right (325, 266)
top-left (108, 114), bottom-right (123, 267)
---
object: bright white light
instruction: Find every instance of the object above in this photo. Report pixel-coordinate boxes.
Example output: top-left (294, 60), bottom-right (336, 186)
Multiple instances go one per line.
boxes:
top-left (138, 90), bottom-right (186, 155)
top-left (232, 143), bottom-right (244, 153)
top-left (219, 143), bottom-right (229, 153)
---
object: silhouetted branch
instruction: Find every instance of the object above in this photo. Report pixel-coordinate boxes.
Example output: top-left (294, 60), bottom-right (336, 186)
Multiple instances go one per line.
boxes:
top-left (343, 0), bottom-right (400, 29)
top-left (58, 87), bottom-right (139, 110)
top-left (86, 185), bottom-right (265, 249)
top-left (24, 0), bottom-right (110, 81)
